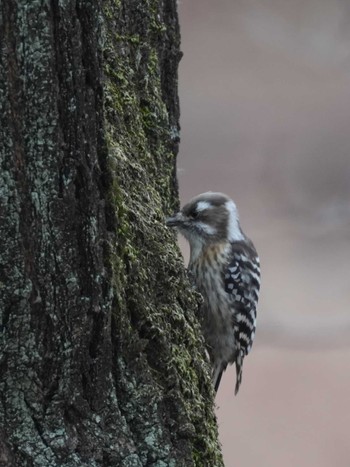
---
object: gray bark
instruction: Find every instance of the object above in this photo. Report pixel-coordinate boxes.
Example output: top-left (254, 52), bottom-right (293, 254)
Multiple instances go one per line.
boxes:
top-left (0, 1), bottom-right (224, 466)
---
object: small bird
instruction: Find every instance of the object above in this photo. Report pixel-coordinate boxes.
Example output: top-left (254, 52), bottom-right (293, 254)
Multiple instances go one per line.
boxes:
top-left (166, 192), bottom-right (260, 394)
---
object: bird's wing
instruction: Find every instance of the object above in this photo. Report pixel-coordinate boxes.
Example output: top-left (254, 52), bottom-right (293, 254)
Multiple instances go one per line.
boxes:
top-left (223, 244), bottom-right (260, 393)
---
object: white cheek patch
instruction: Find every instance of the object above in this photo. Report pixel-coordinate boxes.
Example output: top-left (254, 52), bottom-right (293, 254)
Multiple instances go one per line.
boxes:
top-left (197, 221), bottom-right (217, 236)
top-left (196, 201), bottom-right (212, 212)
top-left (225, 200), bottom-right (244, 241)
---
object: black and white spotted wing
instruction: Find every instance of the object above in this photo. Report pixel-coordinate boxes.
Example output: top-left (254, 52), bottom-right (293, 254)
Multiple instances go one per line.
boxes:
top-left (223, 243), bottom-right (260, 393)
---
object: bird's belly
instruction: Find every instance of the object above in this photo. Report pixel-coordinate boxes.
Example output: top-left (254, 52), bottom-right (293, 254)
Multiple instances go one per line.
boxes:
top-left (203, 310), bottom-right (236, 364)
top-left (195, 269), bottom-right (237, 365)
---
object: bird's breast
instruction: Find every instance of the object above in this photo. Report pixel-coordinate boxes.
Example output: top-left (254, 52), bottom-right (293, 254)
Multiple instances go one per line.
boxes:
top-left (189, 242), bottom-right (230, 315)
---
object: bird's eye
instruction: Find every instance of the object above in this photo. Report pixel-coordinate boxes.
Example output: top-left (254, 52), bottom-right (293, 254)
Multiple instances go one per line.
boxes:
top-left (191, 210), bottom-right (199, 219)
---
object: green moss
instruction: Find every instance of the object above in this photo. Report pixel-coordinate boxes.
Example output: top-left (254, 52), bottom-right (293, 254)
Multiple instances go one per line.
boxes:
top-left (103, 0), bottom-right (224, 465)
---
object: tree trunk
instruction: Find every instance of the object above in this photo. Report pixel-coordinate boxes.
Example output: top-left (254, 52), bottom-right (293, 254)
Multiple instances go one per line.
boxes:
top-left (0, 1), bottom-right (224, 466)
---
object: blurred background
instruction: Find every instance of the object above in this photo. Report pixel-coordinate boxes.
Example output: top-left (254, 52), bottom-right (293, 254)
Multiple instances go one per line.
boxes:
top-left (177, 1), bottom-right (350, 466)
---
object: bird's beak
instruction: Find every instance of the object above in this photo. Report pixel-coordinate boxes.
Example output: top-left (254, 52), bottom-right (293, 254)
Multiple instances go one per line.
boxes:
top-left (166, 212), bottom-right (184, 228)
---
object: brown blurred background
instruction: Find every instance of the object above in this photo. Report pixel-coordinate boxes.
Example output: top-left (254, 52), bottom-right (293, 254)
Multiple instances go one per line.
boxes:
top-left (177, 1), bottom-right (350, 466)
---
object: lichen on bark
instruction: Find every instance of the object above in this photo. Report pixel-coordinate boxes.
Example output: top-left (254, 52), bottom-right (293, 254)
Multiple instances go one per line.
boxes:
top-left (103, 2), bottom-right (224, 464)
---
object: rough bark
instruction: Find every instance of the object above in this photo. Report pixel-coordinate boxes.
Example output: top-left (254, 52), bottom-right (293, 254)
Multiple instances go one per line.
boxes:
top-left (0, 1), bottom-right (224, 466)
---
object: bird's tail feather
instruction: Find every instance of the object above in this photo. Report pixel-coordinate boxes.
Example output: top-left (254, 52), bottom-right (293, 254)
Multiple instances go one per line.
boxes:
top-left (235, 352), bottom-right (244, 395)
top-left (212, 363), bottom-right (225, 393)
top-left (212, 364), bottom-right (223, 393)
top-left (214, 370), bottom-right (223, 393)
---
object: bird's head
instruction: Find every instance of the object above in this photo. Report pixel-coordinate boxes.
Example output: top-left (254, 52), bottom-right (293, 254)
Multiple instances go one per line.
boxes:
top-left (166, 192), bottom-right (244, 250)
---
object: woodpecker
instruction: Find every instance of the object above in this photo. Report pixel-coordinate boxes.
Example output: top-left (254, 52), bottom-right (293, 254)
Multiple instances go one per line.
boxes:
top-left (166, 192), bottom-right (260, 394)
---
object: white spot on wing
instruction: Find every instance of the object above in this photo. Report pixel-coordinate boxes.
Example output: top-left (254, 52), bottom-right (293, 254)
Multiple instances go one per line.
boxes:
top-left (239, 333), bottom-right (250, 344)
